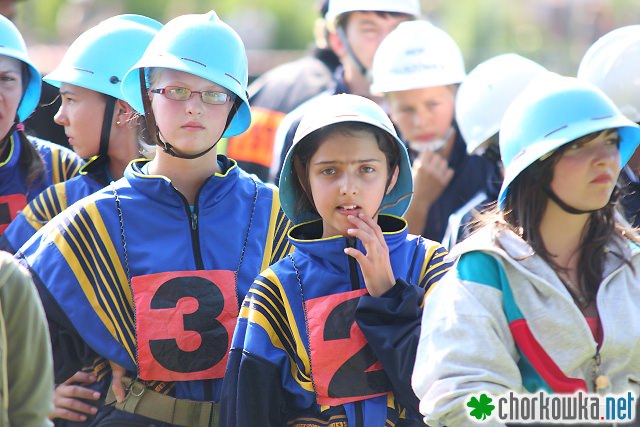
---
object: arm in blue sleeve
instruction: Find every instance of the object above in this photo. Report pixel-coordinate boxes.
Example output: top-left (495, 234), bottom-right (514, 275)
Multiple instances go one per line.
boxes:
top-left (16, 253), bottom-right (99, 384)
top-left (221, 346), bottom-right (288, 427)
top-left (356, 278), bottom-right (425, 419)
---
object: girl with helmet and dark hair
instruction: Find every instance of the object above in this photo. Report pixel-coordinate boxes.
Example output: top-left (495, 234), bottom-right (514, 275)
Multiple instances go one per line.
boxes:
top-left (413, 73), bottom-right (640, 427)
top-left (0, 14), bottom-right (83, 235)
top-left (222, 93), bottom-right (451, 426)
top-left (1, 15), bottom-right (161, 256)
top-left (17, 11), bottom-right (291, 427)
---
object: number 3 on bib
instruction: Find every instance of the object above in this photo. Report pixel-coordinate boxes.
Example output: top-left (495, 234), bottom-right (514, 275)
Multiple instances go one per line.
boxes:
top-left (132, 270), bottom-right (238, 381)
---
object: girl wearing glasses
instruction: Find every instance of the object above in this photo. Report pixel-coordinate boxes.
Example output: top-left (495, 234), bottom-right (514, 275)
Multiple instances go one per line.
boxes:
top-left (17, 11), bottom-right (291, 426)
top-left (412, 73), bottom-right (640, 427)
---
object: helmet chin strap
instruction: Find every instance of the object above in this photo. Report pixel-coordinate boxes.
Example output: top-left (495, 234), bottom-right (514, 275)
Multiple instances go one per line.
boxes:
top-left (95, 96), bottom-right (116, 163)
top-left (336, 26), bottom-right (369, 80)
top-left (543, 185), bottom-right (612, 215)
top-left (139, 68), bottom-right (240, 160)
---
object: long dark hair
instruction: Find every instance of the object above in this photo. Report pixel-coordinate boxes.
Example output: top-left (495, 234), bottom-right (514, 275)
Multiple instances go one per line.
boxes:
top-left (291, 122), bottom-right (399, 219)
top-left (17, 126), bottom-right (45, 190)
top-left (478, 130), bottom-right (639, 307)
top-left (6, 62), bottom-right (45, 191)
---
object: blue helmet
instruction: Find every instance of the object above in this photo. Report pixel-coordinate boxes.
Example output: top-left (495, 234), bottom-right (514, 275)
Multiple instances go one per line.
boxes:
top-left (44, 15), bottom-right (161, 100)
top-left (498, 72), bottom-right (640, 208)
top-left (121, 11), bottom-right (250, 138)
top-left (0, 14), bottom-right (41, 122)
top-left (43, 15), bottom-right (162, 159)
top-left (279, 94), bottom-right (413, 224)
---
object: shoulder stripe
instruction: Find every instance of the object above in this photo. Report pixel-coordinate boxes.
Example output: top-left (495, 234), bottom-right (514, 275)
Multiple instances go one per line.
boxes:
top-left (51, 147), bottom-right (83, 182)
top-left (50, 147), bottom-right (62, 184)
top-left (51, 202), bottom-right (136, 363)
top-left (23, 183), bottom-right (68, 231)
top-left (263, 188), bottom-right (292, 268)
top-left (271, 208), bottom-right (292, 264)
top-left (242, 270), bottom-right (312, 392)
top-left (419, 245), bottom-right (452, 294)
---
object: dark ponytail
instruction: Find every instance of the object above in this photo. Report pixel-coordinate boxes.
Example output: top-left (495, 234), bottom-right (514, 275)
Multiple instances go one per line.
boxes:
top-left (16, 125), bottom-right (45, 191)
top-left (17, 60), bottom-right (45, 191)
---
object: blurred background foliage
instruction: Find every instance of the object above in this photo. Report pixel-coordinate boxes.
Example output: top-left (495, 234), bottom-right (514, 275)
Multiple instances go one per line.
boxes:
top-left (14, 0), bottom-right (640, 77)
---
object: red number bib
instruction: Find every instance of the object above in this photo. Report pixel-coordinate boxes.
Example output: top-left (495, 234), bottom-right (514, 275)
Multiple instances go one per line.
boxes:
top-left (132, 270), bottom-right (238, 381)
top-left (0, 194), bottom-right (27, 233)
top-left (305, 288), bottom-right (391, 406)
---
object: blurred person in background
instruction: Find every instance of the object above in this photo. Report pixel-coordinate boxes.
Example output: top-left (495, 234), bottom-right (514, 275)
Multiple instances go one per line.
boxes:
top-left (0, 0), bottom-right (19, 21)
top-left (224, 0), bottom-right (339, 182)
top-left (271, 0), bottom-right (420, 184)
top-left (370, 20), bottom-right (501, 243)
top-left (578, 25), bottom-right (640, 228)
top-left (441, 53), bottom-right (548, 249)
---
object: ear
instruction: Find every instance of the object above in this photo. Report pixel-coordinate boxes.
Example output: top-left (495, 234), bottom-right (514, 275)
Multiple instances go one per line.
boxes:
top-left (115, 99), bottom-right (134, 115)
top-left (328, 30), bottom-right (346, 60)
top-left (386, 165), bottom-right (400, 195)
top-left (113, 99), bottom-right (135, 126)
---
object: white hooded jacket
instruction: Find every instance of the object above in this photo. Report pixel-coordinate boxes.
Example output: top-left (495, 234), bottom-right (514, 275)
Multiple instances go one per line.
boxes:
top-left (412, 226), bottom-right (640, 427)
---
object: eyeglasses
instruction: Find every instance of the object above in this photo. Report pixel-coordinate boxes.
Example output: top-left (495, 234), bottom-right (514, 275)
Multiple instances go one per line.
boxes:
top-left (150, 86), bottom-right (234, 105)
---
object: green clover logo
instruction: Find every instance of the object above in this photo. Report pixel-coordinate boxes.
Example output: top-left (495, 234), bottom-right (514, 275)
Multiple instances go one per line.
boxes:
top-left (467, 393), bottom-right (495, 421)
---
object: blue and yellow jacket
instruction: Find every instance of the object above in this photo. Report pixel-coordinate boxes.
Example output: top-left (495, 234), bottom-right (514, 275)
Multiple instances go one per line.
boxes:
top-left (2, 156), bottom-right (108, 253)
top-left (222, 215), bottom-right (451, 427)
top-left (0, 132), bottom-right (83, 233)
top-left (17, 156), bottom-right (291, 404)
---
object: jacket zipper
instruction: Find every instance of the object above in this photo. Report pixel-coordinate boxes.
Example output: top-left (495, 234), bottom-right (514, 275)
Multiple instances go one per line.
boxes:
top-left (175, 188), bottom-right (205, 270)
top-left (346, 237), bottom-right (359, 291)
top-left (346, 237), bottom-right (364, 426)
top-left (176, 186), bottom-right (211, 399)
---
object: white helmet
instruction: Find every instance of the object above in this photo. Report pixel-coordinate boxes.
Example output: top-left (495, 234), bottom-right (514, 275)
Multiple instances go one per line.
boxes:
top-left (577, 25), bottom-right (640, 123)
top-left (456, 54), bottom-right (547, 155)
top-left (325, 0), bottom-right (420, 26)
top-left (370, 20), bottom-right (465, 94)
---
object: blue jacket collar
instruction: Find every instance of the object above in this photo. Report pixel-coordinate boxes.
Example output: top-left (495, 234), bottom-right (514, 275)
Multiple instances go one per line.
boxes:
top-left (123, 155), bottom-right (241, 209)
top-left (0, 131), bottom-right (19, 170)
top-left (288, 214), bottom-right (408, 267)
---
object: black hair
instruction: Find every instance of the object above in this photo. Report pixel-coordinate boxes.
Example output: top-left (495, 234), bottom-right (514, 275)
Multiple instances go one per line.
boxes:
top-left (477, 130), bottom-right (639, 309)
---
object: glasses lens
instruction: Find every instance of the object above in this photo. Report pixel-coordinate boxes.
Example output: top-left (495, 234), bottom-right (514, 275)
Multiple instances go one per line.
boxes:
top-left (201, 91), bottom-right (229, 105)
top-left (166, 87), bottom-right (191, 101)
